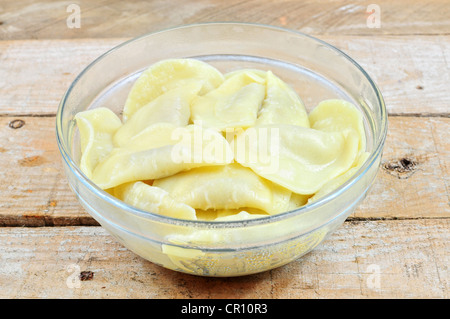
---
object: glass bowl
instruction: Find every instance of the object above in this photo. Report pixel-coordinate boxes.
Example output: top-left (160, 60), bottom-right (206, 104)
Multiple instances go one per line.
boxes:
top-left (56, 22), bottom-right (387, 277)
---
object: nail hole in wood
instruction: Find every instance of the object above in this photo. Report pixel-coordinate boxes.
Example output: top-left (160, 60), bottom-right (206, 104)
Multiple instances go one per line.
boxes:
top-left (382, 157), bottom-right (417, 179)
top-left (79, 271), bottom-right (94, 281)
top-left (9, 119), bottom-right (25, 129)
top-left (18, 155), bottom-right (45, 167)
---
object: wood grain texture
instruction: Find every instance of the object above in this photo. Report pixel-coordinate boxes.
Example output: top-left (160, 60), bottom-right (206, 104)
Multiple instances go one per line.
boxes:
top-left (0, 36), bottom-right (449, 116)
top-left (0, 116), bottom-right (448, 226)
top-left (0, 38), bottom-right (124, 116)
top-left (0, 220), bottom-right (447, 298)
top-left (0, 0), bottom-right (449, 40)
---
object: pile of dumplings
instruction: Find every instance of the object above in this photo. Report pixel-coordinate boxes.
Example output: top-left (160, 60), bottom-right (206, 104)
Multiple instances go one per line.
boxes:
top-left (75, 59), bottom-right (369, 221)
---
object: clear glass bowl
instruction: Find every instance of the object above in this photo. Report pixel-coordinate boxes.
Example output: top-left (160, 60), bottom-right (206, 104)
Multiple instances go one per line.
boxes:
top-left (56, 23), bottom-right (387, 277)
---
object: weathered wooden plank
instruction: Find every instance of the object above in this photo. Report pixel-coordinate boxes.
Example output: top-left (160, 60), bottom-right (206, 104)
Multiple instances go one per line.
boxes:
top-left (0, 219), bottom-right (447, 298)
top-left (331, 35), bottom-right (450, 117)
top-left (271, 219), bottom-right (449, 299)
top-left (355, 116), bottom-right (450, 219)
top-left (0, 116), bottom-right (448, 226)
top-left (0, 38), bottom-right (125, 116)
top-left (0, 0), bottom-right (449, 40)
top-left (0, 116), bottom-right (95, 226)
top-left (1, 36), bottom-right (449, 116)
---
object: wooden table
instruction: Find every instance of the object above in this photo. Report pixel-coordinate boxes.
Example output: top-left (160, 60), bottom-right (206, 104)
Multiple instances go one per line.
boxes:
top-left (0, 0), bottom-right (448, 299)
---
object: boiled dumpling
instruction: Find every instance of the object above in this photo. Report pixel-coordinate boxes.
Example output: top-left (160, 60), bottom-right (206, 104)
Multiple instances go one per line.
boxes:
top-left (122, 59), bottom-right (224, 121)
top-left (214, 210), bottom-right (269, 221)
top-left (287, 193), bottom-right (311, 211)
top-left (233, 124), bottom-right (359, 195)
top-left (114, 181), bottom-right (196, 220)
top-left (224, 68), bottom-right (267, 79)
top-left (75, 107), bottom-right (122, 179)
top-left (256, 71), bottom-right (310, 127)
top-left (116, 122), bottom-right (181, 152)
top-left (308, 99), bottom-right (366, 155)
top-left (195, 207), bottom-right (269, 221)
top-left (153, 163), bottom-right (291, 214)
top-left (190, 70), bottom-right (266, 130)
top-left (92, 124), bottom-right (233, 189)
top-left (308, 151), bottom-right (370, 203)
top-left (114, 82), bottom-right (202, 147)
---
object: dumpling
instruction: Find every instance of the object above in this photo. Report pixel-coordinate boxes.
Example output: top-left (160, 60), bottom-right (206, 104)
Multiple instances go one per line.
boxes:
top-left (116, 122), bottom-right (182, 152)
top-left (308, 99), bottom-right (366, 155)
top-left (308, 151), bottom-right (370, 203)
top-left (232, 124), bottom-right (359, 195)
top-left (223, 68), bottom-right (267, 80)
top-left (113, 82), bottom-right (202, 147)
top-left (256, 71), bottom-right (310, 127)
top-left (190, 70), bottom-right (266, 130)
top-left (122, 59), bottom-right (224, 121)
top-left (214, 210), bottom-right (269, 221)
top-left (114, 181), bottom-right (196, 220)
top-left (195, 207), bottom-right (269, 221)
top-left (153, 163), bottom-right (291, 214)
top-left (287, 193), bottom-right (311, 211)
top-left (75, 107), bottom-right (122, 179)
top-left (91, 124), bottom-right (233, 189)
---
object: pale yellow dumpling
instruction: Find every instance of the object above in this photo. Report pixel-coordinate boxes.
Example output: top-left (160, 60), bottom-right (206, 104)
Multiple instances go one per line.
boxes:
top-left (224, 68), bottom-right (267, 79)
top-left (287, 193), bottom-right (311, 211)
top-left (114, 181), bottom-right (197, 220)
top-left (75, 107), bottom-right (122, 179)
top-left (309, 99), bottom-right (366, 155)
top-left (122, 59), bottom-right (224, 121)
top-left (116, 123), bottom-right (181, 153)
top-left (195, 207), bottom-right (269, 221)
top-left (190, 70), bottom-right (266, 130)
top-left (214, 210), bottom-right (269, 221)
top-left (91, 125), bottom-right (233, 189)
top-left (308, 151), bottom-right (370, 203)
top-left (114, 82), bottom-right (202, 147)
top-left (153, 163), bottom-right (291, 214)
top-left (256, 71), bottom-right (310, 128)
top-left (233, 124), bottom-right (359, 195)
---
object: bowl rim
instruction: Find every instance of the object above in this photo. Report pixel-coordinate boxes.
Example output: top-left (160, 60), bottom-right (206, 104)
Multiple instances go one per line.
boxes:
top-left (56, 21), bottom-right (388, 227)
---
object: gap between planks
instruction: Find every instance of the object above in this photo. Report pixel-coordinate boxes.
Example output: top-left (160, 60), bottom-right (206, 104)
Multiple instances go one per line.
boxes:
top-left (388, 113), bottom-right (450, 118)
top-left (0, 113), bottom-right (57, 118)
top-left (2, 216), bottom-right (449, 228)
